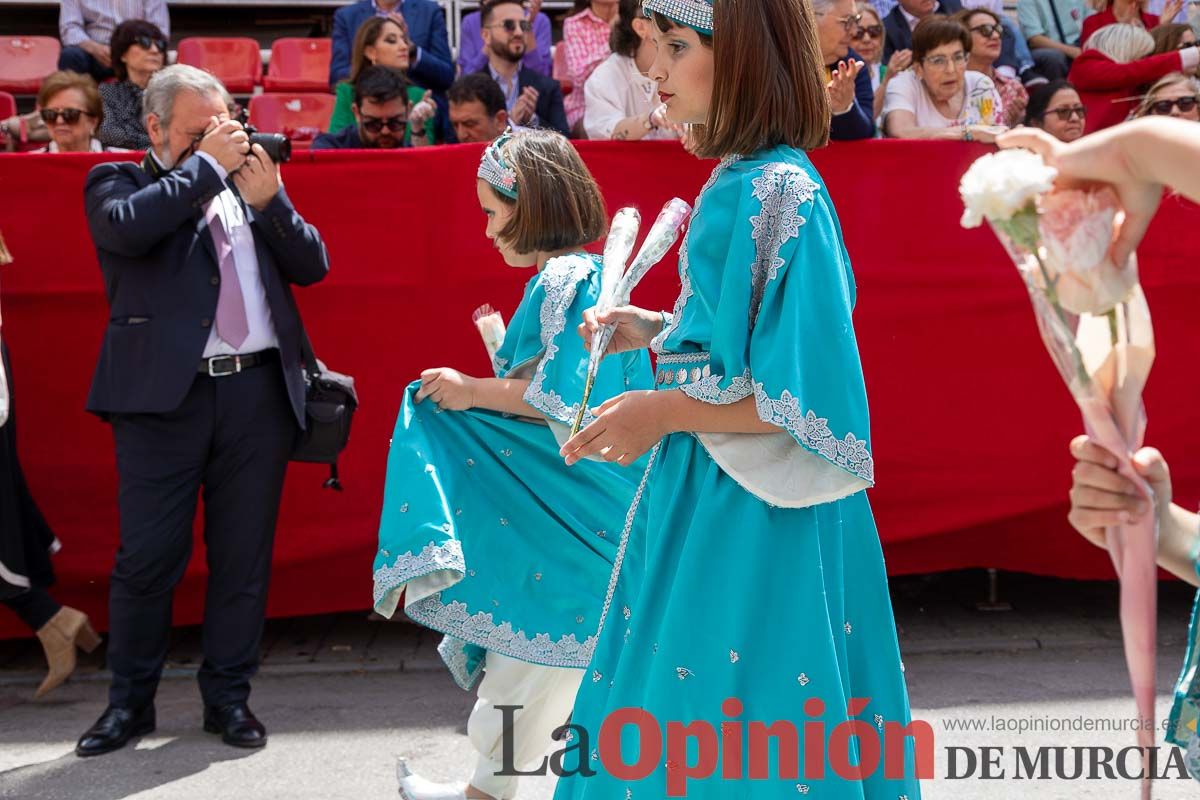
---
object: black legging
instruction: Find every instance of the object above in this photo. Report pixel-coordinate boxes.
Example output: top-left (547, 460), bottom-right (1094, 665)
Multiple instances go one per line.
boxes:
top-left (2, 587), bottom-right (60, 632)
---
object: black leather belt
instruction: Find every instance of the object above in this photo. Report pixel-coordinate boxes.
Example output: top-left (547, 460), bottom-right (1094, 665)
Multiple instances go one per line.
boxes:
top-left (198, 349), bottom-right (279, 377)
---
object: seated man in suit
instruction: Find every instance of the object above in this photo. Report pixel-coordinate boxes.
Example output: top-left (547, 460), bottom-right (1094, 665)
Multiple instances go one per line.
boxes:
top-left (459, 0), bottom-right (553, 76)
top-left (449, 73), bottom-right (511, 143)
top-left (75, 64), bottom-right (328, 758)
top-left (329, 0), bottom-right (454, 139)
top-left (313, 65), bottom-right (419, 149)
top-left (475, 0), bottom-right (570, 136)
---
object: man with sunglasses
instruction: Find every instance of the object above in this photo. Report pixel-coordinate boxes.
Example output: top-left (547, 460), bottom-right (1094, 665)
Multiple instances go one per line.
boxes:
top-left (76, 63), bottom-right (328, 758)
top-left (313, 65), bottom-right (415, 149)
top-left (458, 0), bottom-right (553, 77)
top-left (473, 0), bottom-right (570, 136)
top-left (58, 0), bottom-right (170, 83)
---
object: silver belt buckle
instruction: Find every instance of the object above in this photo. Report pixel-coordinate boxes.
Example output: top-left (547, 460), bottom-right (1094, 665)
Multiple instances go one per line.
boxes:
top-left (207, 355), bottom-right (242, 377)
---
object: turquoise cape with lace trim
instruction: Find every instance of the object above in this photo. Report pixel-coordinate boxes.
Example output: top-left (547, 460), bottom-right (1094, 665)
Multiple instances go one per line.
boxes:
top-left (1166, 540), bottom-right (1200, 781)
top-left (371, 252), bottom-right (654, 689)
top-left (551, 147), bottom-right (922, 799)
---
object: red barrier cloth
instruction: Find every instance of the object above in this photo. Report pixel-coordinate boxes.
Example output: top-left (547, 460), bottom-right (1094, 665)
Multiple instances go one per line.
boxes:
top-left (0, 141), bottom-right (1197, 639)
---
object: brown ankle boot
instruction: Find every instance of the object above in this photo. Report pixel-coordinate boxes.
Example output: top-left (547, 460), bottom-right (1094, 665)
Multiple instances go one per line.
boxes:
top-left (34, 606), bottom-right (101, 699)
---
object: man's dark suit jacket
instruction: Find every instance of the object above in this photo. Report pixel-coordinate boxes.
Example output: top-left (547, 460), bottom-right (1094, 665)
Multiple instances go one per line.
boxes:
top-left (83, 154), bottom-right (330, 427)
top-left (883, 0), bottom-right (964, 61)
top-left (475, 66), bottom-right (571, 137)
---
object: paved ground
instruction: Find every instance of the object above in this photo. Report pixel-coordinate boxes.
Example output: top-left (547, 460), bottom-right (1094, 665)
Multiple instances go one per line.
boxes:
top-left (1, 569), bottom-right (1198, 799)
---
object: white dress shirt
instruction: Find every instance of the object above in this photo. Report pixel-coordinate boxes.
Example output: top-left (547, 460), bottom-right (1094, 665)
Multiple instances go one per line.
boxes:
top-left (193, 151), bottom-right (280, 358)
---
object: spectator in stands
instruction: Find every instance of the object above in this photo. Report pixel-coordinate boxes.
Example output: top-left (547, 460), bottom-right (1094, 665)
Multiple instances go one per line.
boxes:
top-left (883, 0), bottom-right (965, 61)
top-left (1069, 23), bottom-right (1199, 131)
top-left (1023, 78), bottom-right (1087, 140)
top-left (329, 0), bottom-right (454, 140)
top-left (583, 0), bottom-right (680, 140)
top-left (476, 0), bottom-right (570, 136)
top-left (1151, 22), bottom-right (1199, 56)
top-left (956, 8), bottom-right (1029, 125)
top-left (97, 20), bottom-right (168, 151)
top-left (883, 16), bottom-right (1005, 139)
top-left (855, 3), bottom-right (913, 121)
top-left (327, 17), bottom-right (434, 145)
top-left (313, 65), bottom-right (415, 149)
top-left (1080, 0), bottom-right (1184, 43)
top-left (563, 0), bottom-right (620, 136)
top-left (449, 73), bottom-right (510, 142)
top-left (32, 71), bottom-right (112, 153)
top-left (1132, 71), bottom-right (1200, 118)
top-left (57, 0), bottom-right (169, 83)
top-left (815, 0), bottom-right (877, 139)
top-left (1016, 0), bottom-right (1088, 81)
top-left (459, 0), bottom-right (552, 76)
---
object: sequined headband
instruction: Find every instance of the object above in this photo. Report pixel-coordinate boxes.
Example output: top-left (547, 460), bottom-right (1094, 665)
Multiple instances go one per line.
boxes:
top-left (478, 131), bottom-right (518, 200)
top-left (642, 0), bottom-right (713, 34)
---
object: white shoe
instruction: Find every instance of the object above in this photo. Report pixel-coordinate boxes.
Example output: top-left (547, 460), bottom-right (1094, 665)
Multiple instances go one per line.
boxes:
top-left (396, 757), bottom-right (469, 800)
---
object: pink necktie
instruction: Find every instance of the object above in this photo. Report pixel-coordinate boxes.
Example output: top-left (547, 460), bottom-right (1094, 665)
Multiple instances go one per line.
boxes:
top-left (206, 200), bottom-right (249, 350)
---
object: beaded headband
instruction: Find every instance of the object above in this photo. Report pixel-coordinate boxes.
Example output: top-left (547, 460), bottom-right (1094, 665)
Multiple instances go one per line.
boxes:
top-left (642, 0), bottom-right (713, 34)
top-left (477, 130), bottom-right (518, 200)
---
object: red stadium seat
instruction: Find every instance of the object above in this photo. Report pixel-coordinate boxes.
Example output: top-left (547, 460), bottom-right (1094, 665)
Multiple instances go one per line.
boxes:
top-left (176, 37), bottom-right (262, 93)
top-left (551, 44), bottom-right (572, 96)
top-left (263, 38), bottom-right (331, 93)
top-left (248, 93), bottom-right (336, 146)
top-left (0, 91), bottom-right (15, 119)
top-left (0, 36), bottom-right (61, 94)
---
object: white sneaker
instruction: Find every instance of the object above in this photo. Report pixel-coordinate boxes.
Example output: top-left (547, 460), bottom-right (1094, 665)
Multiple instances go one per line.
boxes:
top-left (396, 757), bottom-right (469, 800)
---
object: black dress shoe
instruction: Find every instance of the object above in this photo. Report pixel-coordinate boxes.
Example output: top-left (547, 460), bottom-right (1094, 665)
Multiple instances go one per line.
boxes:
top-left (203, 702), bottom-right (267, 748)
top-left (76, 704), bottom-right (156, 757)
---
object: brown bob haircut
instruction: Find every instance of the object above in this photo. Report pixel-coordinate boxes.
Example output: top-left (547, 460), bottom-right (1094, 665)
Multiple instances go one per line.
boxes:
top-left (653, 0), bottom-right (830, 158)
top-left (1151, 23), bottom-right (1194, 55)
top-left (38, 70), bottom-right (104, 126)
top-left (912, 16), bottom-right (972, 63)
top-left (349, 16), bottom-right (409, 83)
top-left (489, 129), bottom-right (608, 255)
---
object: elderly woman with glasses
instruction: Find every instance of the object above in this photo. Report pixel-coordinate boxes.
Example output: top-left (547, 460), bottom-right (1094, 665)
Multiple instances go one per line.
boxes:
top-left (854, 2), bottom-right (912, 122)
top-left (1023, 79), bottom-right (1087, 141)
top-left (33, 71), bottom-right (114, 153)
top-left (953, 7), bottom-right (1027, 127)
top-left (883, 16), bottom-right (1004, 141)
top-left (1069, 22), bottom-right (1200, 131)
top-left (1133, 70), bottom-right (1200, 119)
top-left (814, 0), bottom-right (877, 138)
top-left (97, 19), bottom-right (168, 151)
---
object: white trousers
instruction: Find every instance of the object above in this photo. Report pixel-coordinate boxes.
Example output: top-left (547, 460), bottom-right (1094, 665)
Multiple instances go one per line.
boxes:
top-left (468, 652), bottom-right (583, 799)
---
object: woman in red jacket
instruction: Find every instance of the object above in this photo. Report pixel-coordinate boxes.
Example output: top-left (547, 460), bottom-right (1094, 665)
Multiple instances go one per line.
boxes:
top-left (1080, 0), bottom-right (1182, 43)
top-left (1069, 22), bottom-right (1200, 131)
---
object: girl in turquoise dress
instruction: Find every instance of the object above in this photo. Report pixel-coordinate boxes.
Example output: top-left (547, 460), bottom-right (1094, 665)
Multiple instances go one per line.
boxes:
top-left (550, 0), bottom-right (923, 797)
top-left (374, 130), bottom-right (654, 800)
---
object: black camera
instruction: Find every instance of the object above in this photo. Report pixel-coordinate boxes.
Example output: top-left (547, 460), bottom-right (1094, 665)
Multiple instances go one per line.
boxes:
top-left (236, 109), bottom-right (291, 164)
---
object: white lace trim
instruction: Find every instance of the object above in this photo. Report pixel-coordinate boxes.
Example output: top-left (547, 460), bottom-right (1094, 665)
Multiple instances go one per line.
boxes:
top-left (749, 163), bottom-right (818, 328)
top-left (652, 156), bottom-right (742, 355)
top-left (523, 254), bottom-right (597, 426)
top-left (679, 368), bottom-right (754, 405)
top-left (406, 594), bottom-right (599, 671)
top-left (372, 540), bottom-right (465, 615)
top-left (438, 634), bottom-right (485, 690)
top-left (752, 381), bottom-right (874, 483)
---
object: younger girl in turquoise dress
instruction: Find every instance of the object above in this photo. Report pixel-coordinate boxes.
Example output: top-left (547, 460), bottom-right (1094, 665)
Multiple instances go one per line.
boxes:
top-left (374, 130), bottom-right (654, 800)
top-left (551, 0), bottom-right (923, 797)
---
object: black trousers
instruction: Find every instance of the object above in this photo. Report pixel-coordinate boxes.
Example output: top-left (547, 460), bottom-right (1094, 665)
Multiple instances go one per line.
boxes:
top-left (106, 359), bottom-right (297, 710)
top-left (2, 588), bottom-right (60, 631)
top-left (57, 46), bottom-right (115, 83)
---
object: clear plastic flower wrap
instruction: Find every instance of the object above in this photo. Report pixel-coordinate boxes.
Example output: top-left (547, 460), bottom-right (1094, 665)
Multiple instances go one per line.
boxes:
top-left (471, 304), bottom-right (507, 367)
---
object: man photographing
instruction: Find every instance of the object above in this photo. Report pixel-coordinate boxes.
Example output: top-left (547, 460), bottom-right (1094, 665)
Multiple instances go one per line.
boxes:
top-left (76, 64), bottom-right (329, 757)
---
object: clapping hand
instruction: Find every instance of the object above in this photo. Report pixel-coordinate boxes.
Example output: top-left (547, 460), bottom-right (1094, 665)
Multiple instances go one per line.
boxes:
top-left (409, 90), bottom-right (436, 133)
top-left (886, 48), bottom-right (912, 75)
top-left (512, 86), bottom-right (539, 126)
top-left (827, 60), bottom-right (863, 115)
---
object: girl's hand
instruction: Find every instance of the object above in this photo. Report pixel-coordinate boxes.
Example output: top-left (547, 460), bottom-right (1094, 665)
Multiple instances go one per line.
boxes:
top-left (415, 368), bottom-right (477, 411)
top-left (560, 390), bottom-right (668, 467)
top-left (1067, 435), bottom-right (1171, 549)
top-left (577, 305), bottom-right (665, 356)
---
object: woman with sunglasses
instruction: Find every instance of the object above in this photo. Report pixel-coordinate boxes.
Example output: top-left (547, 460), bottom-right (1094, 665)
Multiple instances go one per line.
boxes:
top-left (97, 19), bottom-right (168, 151)
top-left (1069, 22), bottom-right (1200, 132)
top-left (1023, 79), bottom-right (1087, 141)
top-left (32, 71), bottom-right (111, 153)
top-left (954, 7), bottom-right (1028, 127)
top-left (326, 16), bottom-right (434, 146)
top-left (883, 16), bottom-right (1005, 140)
top-left (1133, 70), bottom-right (1200, 119)
top-left (854, 3), bottom-right (913, 122)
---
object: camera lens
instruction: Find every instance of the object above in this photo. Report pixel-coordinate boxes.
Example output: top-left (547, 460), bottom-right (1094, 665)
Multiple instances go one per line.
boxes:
top-left (248, 132), bottom-right (291, 164)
